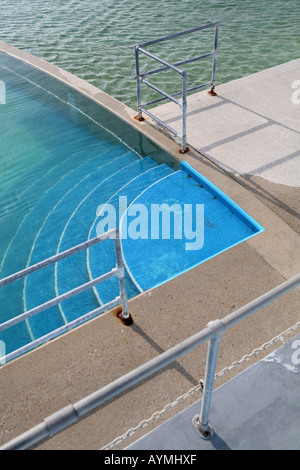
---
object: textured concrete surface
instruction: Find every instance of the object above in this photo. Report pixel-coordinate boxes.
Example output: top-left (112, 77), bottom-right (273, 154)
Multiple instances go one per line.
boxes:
top-left (150, 59), bottom-right (300, 188)
top-left (150, 60), bottom-right (300, 237)
top-left (0, 247), bottom-right (299, 450)
top-left (228, 173), bottom-right (300, 235)
top-left (128, 334), bottom-right (300, 450)
top-left (0, 44), bottom-right (299, 450)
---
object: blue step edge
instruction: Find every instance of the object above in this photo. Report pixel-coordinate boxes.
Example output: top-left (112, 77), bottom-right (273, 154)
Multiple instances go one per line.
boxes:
top-left (121, 163), bottom-right (265, 294)
top-left (180, 161), bottom-right (265, 234)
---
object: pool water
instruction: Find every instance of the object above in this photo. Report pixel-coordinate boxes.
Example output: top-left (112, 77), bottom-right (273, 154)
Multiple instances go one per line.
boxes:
top-left (1, 0), bottom-right (299, 109)
top-left (0, 52), bottom-right (263, 359)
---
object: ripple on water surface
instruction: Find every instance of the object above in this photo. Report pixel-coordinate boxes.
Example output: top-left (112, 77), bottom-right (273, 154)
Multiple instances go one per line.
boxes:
top-left (1, 0), bottom-right (299, 107)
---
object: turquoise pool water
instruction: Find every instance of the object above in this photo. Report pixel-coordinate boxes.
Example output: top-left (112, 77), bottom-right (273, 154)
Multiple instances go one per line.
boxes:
top-left (0, 52), bottom-right (263, 360)
top-left (1, 0), bottom-right (299, 108)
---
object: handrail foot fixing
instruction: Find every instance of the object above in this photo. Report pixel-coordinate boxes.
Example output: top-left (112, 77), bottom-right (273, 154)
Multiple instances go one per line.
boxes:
top-left (192, 415), bottom-right (214, 439)
top-left (208, 85), bottom-right (217, 96)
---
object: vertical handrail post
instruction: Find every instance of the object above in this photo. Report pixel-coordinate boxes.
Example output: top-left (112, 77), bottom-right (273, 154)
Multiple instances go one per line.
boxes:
top-left (114, 230), bottom-right (132, 325)
top-left (134, 45), bottom-right (143, 121)
top-left (193, 319), bottom-right (225, 439)
top-left (133, 23), bottom-right (219, 151)
top-left (180, 70), bottom-right (188, 154)
top-left (209, 23), bottom-right (219, 95)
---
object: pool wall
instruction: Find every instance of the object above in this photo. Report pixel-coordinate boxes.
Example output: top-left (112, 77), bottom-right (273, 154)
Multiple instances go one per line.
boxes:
top-left (181, 161), bottom-right (264, 233)
top-left (0, 41), bottom-right (180, 170)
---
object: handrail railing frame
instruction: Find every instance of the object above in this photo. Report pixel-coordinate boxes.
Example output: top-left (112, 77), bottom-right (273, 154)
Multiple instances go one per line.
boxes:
top-left (134, 22), bottom-right (219, 153)
top-left (0, 228), bottom-right (132, 364)
top-left (1, 272), bottom-right (299, 450)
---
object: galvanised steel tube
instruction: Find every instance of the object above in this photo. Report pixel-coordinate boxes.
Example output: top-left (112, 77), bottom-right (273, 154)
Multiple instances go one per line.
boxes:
top-left (0, 227), bottom-right (131, 361)
top-left (137, 47), bottom-right (183, 75)
top-left (73, 326), bottom-right (213, 418)
top-left (181, 70), bottom-right (188, 153)
top-left (184, 81), bottom-right (212, 94)
top-left (211, 23), bottom-right (219, 88)
top-left (2, 297), bottom-right (121, 364)
top-left (1, 325), bottom-right (214, 450)
top-left (144, 52), bottom-right (214, 78)
top-left (140, 107), bottom-right (182, 139)
top-left (141, 78), bottom-right (183, 107)
top-left (114, 235), bottom-right (130, 320)
top-left (142, 81), bottom-right (212, 108)
top-left (137, 22), bottom-right (219, 48)
top-left (0, 229), bottom-right (117, 288)
top-left (0, 268), bottom-right (120, 332)
top-left (134, 45), bottom-right (142, 120)
top-left (193, 320), bottom-right (226, 439)
top-left (134, 22), bottom-right (220, 153)
top-left (193, 273), bottom-right (300, 439)
top-left (0, 423), bottom-right (49, 451)
top-left (199, 335), bottom-right (222, 434)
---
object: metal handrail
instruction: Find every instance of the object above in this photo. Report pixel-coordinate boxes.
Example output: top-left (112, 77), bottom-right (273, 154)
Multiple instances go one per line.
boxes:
top-left (1, 272), bottom-right (299, 450)
top-left (0, 228), bottom-right (131, 364)
top-left (134, 22), bottom-right (219, 153)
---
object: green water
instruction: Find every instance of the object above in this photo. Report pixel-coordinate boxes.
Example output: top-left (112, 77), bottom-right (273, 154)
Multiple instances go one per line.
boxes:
top-left (1, 0), bottom-right (300, 107)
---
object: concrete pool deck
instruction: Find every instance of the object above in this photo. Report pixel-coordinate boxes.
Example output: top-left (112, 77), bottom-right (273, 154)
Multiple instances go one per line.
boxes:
top-left (149, 59), bottom-right (300, 234)
top-left (0, 44), bottom-right (299, 450)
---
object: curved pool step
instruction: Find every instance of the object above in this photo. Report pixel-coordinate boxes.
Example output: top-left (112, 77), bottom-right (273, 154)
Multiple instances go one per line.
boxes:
top-left (0, 140), bottom-right (128, 276)
top-left (88, 163), bottom-right (175, 305)
top-left (54, 157), bottom-right (160, 324)
top-left (24, 151), bottom-right (141, 339)
top-left (0, 63), bottom-right (151, 357)
top-left (2, 147), bottom-right (135, 284)
top-left (0, 138), bottom-right (124, 263)
top-left (1, 147), bottom-right (135, 346)
top-left (0, 283), bottom-right (33, 354)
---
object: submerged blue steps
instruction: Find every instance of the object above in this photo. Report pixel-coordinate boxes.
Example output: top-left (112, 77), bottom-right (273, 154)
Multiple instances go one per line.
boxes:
top-left (54, 157), bottom-right (165, 323)
top-left (0, 144), bottom-right (139, 347)
top-left (2, 56), bottom-right (187, 359)
top-left (88, 163), bottom-right (174, 305)
top-left (21, 157), bottom-right (263, 342)
top-left (0, 141), bottom-right (129, 275)
top-left (120, 162), bottom-right (264, 293)
top-left (0, 52), bottom-right (265, 361)
top-left (24, 151), bottom-right (142, 339)
top-left (1, 150), bottom-right (264, 358)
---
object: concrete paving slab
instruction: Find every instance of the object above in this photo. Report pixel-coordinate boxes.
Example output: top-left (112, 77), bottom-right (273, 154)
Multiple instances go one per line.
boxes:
top-left (150, 59), bottom-right (300, 187)
top-left (0, 242), bottom-right (298, 450)
top-left (128, 333), bottom-right (300, 450)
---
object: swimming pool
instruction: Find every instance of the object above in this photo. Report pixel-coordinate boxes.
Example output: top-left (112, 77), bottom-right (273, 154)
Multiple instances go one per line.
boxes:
top-left (0, 50), bottom-right (263, 360)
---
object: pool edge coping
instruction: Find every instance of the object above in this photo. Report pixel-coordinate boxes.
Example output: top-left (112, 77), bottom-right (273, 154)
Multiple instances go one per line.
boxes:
top-left (0, 41), bottom-right (182, 159)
